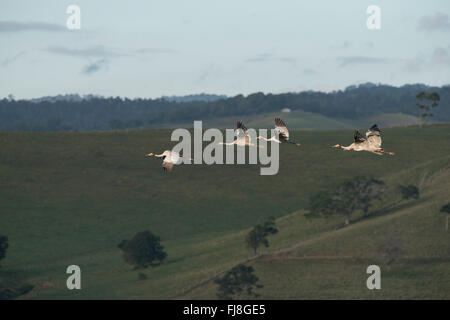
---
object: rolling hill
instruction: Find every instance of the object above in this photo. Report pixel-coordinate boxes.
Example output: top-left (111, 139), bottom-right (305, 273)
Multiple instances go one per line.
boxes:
top-left (157, 111), bottom-right (421, 130)
top-left (0, 124), bottom-right (449, 299)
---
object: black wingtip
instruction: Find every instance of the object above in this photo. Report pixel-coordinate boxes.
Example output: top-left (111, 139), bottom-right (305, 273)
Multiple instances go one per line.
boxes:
top-left (275, 117), bottom-right (286, 127)
top-left (354, 130), bottom-right (365, 142)
top-left (237, 120), bottom-right (247, 131)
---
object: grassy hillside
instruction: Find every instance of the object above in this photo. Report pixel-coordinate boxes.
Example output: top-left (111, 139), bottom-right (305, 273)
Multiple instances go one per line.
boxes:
top-left (184, 155), bottom-right (450, 299)
top-left (152, 111), bottom-right (420, 130)
top-left (167, 110), bottom-right (355, 130)
top-left (0, 124), bottom-right (449, 299)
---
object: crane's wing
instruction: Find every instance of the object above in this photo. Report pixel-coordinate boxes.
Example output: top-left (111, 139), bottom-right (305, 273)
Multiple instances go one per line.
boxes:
top-left (236, 120), bottom-right (249, 143)
top-left (369, 124), bottom-right (380, 132)
top-left (366, 124), bottom-right (381, 138)
top-left (367, 134), bottom-right (382, 149)
top-left (169, 151), bottom-right (183, 165)
top-left (354, 130), bottom-right (366, 143)
top-left (275, 117), bottom-right (289, 142)
top-left (237, 120), bottom-right (247, 132)
top-left (162, 160), bottom-right (174, 172)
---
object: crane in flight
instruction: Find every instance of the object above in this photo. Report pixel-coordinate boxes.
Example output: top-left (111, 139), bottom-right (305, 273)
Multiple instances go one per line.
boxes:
top-left (332, 124), bottom-right (394, 155)
top-left (146, 150), bottom-right (193, 172)
top-left (219, 120), bottom-right (262, 147)
top-left (257, 118), bottom-right (301, 147)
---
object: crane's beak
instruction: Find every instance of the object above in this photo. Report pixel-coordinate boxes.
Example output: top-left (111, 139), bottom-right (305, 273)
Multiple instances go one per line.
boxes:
top-left (146, 153), bottom-right (154, 157)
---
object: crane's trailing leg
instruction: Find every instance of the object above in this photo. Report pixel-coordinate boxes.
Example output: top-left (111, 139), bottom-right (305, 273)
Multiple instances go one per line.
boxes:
top-left (377, 149), bottom-right (395, 156)
top-left (287, 140), bottom-right (301, 147)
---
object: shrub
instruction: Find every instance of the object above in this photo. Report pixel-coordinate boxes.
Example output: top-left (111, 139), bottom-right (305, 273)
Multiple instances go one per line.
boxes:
top-left (118, 231), bottom-right (167, 269)
top-left (245, 217), bottom-right (278, 255)
top-left (215, 264), bottom-right (263, 300)
top-left (399, 185), bottom-right (419, 200)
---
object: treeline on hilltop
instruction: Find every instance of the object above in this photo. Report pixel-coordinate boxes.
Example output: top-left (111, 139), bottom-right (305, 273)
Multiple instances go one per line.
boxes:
top-left (1, 83), bottom-right (449, 132)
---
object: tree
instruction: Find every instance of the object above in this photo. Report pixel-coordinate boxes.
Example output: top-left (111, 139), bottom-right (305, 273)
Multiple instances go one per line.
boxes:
top-left (245, 217), bottom-right (278, 255)
top-left (416, 91), bottom-right (440, 127)
top-left (118, 231), bottom-right (167, 269)
top-left (306, 191), bottom-right (334, 218)
top-left (353, 177), bottom-right (386, 216)
top-left (399, 185), bottom-right (419, 200)
top-left (307, 177), bottom-right (385, 225)
top-left (376, 233), bottom-right (403, 271)
top-left (109, 118), bottom-right (126, 130)
top-left (440, 203), bottom-right (450, 232)
top-left (0, 236), bottom-right (8, 264)
top-left (215, 264), bottom-right (263, 300)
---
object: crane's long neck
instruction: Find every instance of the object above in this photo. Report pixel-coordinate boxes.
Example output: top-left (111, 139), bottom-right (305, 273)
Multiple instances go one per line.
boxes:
top-left (219, 141), bottom-right (237, 145)
top-left (257, 136), bottom-right (280, 143)
top-left (333, 144), bottom-right (351, 150)
top-left (148, 153), bottom-right (165, 158)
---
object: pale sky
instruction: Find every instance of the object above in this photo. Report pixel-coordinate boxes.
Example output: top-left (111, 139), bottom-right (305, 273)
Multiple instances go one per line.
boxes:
top-left (1, 0), bottom-right (449, 99)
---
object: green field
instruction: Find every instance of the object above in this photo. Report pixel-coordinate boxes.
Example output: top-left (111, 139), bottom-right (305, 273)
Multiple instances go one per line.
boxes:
top-left (0, 124), bottom-right (449, 299)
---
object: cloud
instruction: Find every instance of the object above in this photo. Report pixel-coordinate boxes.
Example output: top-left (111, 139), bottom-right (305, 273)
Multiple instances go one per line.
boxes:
top-left (430, 45), bottom-right (450, 65)
top-left (364, 41), bottom-right (375, 49)
top-left (402, 45), bottom-right (450, 73)
top-left (47, 46), bottom-right (177, 59)
top-left (336, 56), bottom-right (395, 67)
top-left (81, 59), bottom-right (108, 75)
top-left (302, 68), bottom-right (317, 75)
top-left (402, 57), bottom-right (425, 73)
top-left (342, 41), bottom-right (351, 49)
top-left (2, 51), bottom-right (26, 67)
top-left (0, 20), bottom-right (66, 32)
top-left (134, 48), bottom-right (178, 54)
top-left (47, 45), bottom-right (126, 58)
top-left (46, 45), bottom-right (178, 75)
top-left (329, 41), bottom-right (352, 50)
top-left (417, 12), bottom-right (450, 32)
top-left (46, 46), bottom-right (116, 75)
top-left (245, 53), bottom-right (296, 64)
top-left (197, 63), bottom-right (219, 83)
top-left (245, 53), bottom-right (272, 63)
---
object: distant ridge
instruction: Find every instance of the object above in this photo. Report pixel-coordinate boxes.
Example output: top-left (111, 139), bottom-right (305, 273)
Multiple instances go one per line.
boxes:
top-left (1, 83), bottom-right (448, 131)
top-left (29, 94), bottom-right (102, 103)
top-left (25, 93), bottom-right (227, 104)
top-left (17, 83), bottom-right (445, 102)
top-left (160, 93), bottom-right (227, 103)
